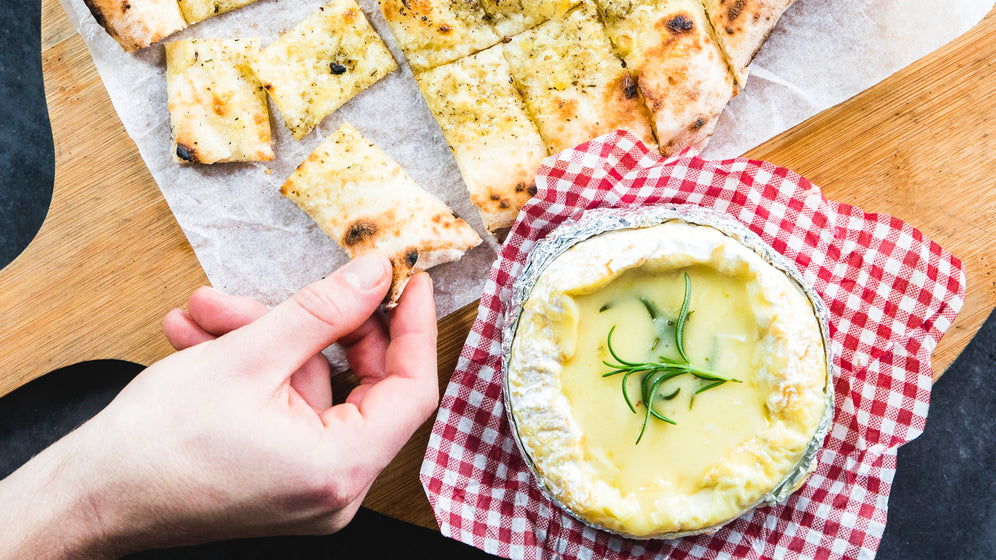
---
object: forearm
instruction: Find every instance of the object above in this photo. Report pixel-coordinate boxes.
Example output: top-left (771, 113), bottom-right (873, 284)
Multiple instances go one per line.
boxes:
top-left (0, 422), bottom-right (117, 560)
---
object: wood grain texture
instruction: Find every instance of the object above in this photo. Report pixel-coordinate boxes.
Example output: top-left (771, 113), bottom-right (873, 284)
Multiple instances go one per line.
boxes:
top-left (6, 0), bottom-right (993, 532)
top-left (0, 1), bottom-right (210, 397)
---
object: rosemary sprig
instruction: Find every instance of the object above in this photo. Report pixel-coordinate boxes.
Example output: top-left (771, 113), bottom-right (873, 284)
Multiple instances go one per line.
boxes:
top-left (601, 273), bottom-right (741, 444)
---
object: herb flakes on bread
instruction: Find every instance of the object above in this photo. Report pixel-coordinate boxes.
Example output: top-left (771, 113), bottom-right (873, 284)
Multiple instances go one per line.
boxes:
top-left (280, 123), bottom-right (482, 306)
top-left (251, 0), bottom-right (397, 140)
top-left (165, 38), bottom-right (274, 164)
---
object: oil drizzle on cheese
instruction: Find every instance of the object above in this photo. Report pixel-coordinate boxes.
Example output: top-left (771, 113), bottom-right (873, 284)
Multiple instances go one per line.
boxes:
top-left (554, 265), bottom-right (771, 510)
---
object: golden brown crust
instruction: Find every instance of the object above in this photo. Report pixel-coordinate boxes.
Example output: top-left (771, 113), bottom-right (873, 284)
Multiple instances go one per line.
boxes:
top-left (598, 0), bottom-right (735, 156)
top-left (83, 0), bottom-right (186, 51)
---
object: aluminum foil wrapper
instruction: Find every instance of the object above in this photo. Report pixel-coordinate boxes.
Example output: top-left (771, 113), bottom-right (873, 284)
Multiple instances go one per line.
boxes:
top-left (500, 204), bottom-right (837, 541)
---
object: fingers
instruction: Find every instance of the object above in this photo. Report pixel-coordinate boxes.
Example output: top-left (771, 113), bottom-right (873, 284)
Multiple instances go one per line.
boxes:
top-left (187, 287), bottom-right (269, 335)
top-left (340, 314), bottom-right (390, 384)
top-left (163, 309), bottom-right (213, 350)
top-left (290, 356), bottom-right (333, 411)
top-left (321, 273), bottom-right (438, 469)
top-left (210, 252), bottom-right (392, 385)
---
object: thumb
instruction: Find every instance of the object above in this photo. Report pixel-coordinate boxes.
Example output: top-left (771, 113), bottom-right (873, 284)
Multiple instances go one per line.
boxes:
top-left (210, 252), bottom-right (392, 383)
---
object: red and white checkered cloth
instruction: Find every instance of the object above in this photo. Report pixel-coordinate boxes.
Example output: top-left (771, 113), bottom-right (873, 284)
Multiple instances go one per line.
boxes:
top-left (419, 131), bottom-right (966, 560)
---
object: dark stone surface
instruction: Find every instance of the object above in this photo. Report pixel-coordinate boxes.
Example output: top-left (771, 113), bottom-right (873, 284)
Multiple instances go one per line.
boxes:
top-left (0, 0), bottom-right (54, 265)
top-left (0, 0), bottom-right (993, 557)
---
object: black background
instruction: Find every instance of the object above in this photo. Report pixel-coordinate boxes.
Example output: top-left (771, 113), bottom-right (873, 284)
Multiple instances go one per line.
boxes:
top-left (1, 1), bottom-right (993, 557)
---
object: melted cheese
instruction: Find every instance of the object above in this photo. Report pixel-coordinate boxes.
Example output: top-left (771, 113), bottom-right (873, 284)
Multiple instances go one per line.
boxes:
top-left (555, 265), bottom-right (771, 511)
top-left (507, 221), bottom-right (828, 537)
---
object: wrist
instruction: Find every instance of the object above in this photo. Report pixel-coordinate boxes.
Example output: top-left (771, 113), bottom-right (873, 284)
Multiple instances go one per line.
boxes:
top-left (0, 420), bottom-right (121, 560)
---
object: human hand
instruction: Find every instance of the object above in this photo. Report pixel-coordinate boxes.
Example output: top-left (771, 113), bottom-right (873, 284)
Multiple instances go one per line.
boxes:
top-left (0, 252), bottom-right (439, 559)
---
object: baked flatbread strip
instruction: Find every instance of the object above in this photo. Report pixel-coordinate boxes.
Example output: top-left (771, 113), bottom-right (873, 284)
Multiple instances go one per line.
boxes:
top-left (598, 0), bottom-right (735, 156)
top-left (700, 0), bottom-right (795, 86)
top-left (502, 1), bottom-right (657, 155)
top-left (176, 0), bottom-right (260, 24)
top-left (478, 0), bottom-right (579, 39)
top-left (251, 0), bottom-right (397, 140)
top-left (165, 39), bottom-right (274, 164)
top-left (415, 45), bottom-right (547, 233)
top-left (280, 123), bottom-right (482, 306)
top-left (377, 0), bottom-right (499, 71)
top-left (83, 0), bottom-right (186, 52)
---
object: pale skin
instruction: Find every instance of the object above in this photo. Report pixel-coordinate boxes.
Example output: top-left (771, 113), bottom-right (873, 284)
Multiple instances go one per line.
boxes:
top-left (0, 252), bottom-right (439, 559)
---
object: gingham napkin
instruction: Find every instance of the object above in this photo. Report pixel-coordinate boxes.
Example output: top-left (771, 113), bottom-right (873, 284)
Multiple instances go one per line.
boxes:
top-left (419, 131), bottom-right (966, 560)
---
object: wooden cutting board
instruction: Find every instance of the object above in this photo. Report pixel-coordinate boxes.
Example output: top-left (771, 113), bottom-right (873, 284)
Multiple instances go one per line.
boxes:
top-left (2, 0), bottom-right (993, 530)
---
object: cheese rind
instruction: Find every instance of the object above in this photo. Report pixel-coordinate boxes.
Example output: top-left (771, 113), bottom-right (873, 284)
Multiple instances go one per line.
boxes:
top-left (415, 45), bottom-right (547, 233)
top-left (280, 123), bottom-right (482, 305)
top-left (507, 221), bottom-right (828, 537)
top-left (597, 0), bottom-right (735, 156)
top-left (502, 1), bottom-right (657, 154)
top-left (251, 0), bottom-right (397, 140)
top-left (165, 39), bottom-right (274, 164)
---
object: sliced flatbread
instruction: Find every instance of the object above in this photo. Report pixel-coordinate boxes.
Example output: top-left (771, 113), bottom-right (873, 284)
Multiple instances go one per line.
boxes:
top-left (251, 0), bottom-right (397, 140)
top-left (478, 0), bottom-right (578, 39)
top-left (598, 0), bottom-right (735, 156)
top-left (165, 39), bottom-right (274, 164)
top-left (502, 1), bottom-right (657, 154)
top-left (415, 45), bottom-right (547, 233)
top-left (280, 123), bottom-right (482, 305)
top-left (701, 0), bottom-right (795, 86)
top-left (176, 0), bottom-right (260, 24)
top-left (83, 0), bottom-right (185, 52)
top-left (377, 0), bottom-right (500, 71)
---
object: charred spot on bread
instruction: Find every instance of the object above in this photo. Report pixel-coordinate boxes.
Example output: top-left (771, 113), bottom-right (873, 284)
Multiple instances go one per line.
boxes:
top-left (343, 220), bottom-right (378, 246)
top-left (622, 74), bottom-right (639, 99)
top-left (527, 184), bottom-right (538, 196)
top-left (726, 0), bottom-right (746, 22)
top-left (689, 117), bottom-right (707, 131)
top-left (176, 143), bottom-right (199, 163)
top-left (405, 248), bottom-right (419, 268)
top-left (82, 0), bottom-right (111, 34)
top-left (667, 14), bottom-right (695, 35)
top-left (329, 62), bottom-right (348, 74)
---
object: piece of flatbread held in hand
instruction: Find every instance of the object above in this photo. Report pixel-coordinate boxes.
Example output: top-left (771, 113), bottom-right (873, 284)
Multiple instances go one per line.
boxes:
top-left (280, 123), bottom-right (482, 306)
top-left (252, 0), bottom-right (397, 140)
top-left (415, 44), bottom-right (547, 234)
top-left (165, 38), bottom-right (274, 164)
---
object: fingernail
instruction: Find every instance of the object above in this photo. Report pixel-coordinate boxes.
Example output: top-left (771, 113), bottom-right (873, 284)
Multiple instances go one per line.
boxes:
top-left (341, 253), bottom-right (388, 290)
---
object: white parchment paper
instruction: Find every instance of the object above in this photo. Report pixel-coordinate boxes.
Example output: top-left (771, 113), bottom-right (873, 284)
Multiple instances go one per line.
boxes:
top-left (58, 0), bottom-right (992, 368)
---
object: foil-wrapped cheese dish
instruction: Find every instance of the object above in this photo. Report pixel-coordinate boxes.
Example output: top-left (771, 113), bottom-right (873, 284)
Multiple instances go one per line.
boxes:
top-left (503, 206), bottom-right (835, 539)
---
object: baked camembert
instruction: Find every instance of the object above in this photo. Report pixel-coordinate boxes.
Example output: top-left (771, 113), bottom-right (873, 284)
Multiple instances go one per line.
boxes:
top-left (507, 221), bottom-right (828, 537)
